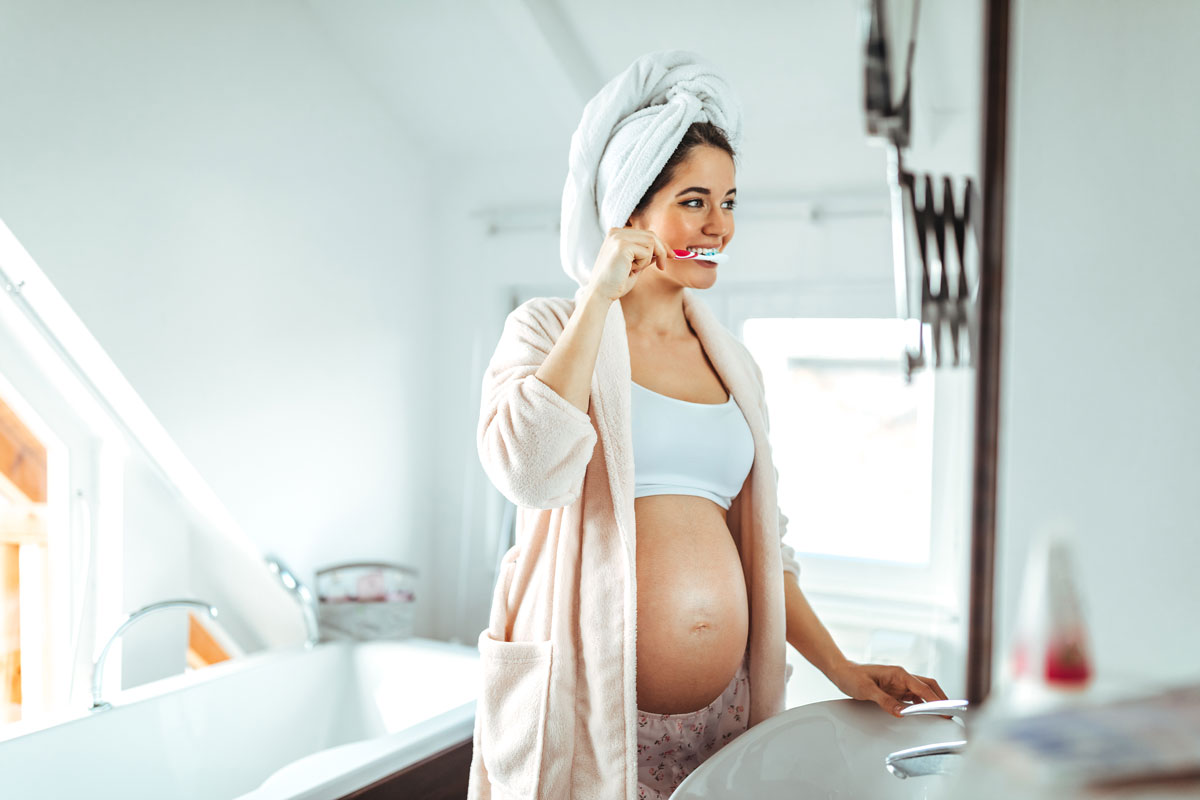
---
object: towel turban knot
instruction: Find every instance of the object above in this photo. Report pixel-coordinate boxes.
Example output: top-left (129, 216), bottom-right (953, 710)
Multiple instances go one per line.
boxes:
top-left (560, 50), bottom-right (743, 287)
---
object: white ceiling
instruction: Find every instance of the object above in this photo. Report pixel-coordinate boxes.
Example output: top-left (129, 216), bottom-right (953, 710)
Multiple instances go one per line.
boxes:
top-left (304, 0), bottom-right (901, 196)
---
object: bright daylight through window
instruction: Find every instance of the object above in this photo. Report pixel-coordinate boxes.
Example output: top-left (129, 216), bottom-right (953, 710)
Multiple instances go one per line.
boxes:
top-left (742, 318), bottom-right (934, 565)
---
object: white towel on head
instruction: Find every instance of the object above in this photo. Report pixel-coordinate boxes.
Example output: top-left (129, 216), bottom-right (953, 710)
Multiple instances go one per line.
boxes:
top-left (559, 50), bottom-right (743, 288)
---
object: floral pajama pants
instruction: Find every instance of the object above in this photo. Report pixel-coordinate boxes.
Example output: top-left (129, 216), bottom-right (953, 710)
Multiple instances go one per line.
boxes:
top-left (635, 649), bottom-right (751, 799)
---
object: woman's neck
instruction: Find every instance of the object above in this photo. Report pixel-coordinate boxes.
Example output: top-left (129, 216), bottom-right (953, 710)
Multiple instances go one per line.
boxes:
top-left (619, 284), bottom-right (690, 340)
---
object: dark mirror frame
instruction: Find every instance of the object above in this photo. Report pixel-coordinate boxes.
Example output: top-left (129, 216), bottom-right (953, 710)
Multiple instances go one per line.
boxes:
top-left (862, 0), bottom-right (1011, 705)
top-left (966, 0), bottom-right (1011, 706)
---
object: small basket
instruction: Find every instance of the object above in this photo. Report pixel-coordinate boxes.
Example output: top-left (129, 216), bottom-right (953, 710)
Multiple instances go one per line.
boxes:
top-left (315, 561), bottom-right (418, 641)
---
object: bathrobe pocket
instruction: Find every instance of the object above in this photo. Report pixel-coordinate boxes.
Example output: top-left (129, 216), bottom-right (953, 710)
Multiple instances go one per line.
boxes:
top-left (476, 631), bottom-right (554, 799)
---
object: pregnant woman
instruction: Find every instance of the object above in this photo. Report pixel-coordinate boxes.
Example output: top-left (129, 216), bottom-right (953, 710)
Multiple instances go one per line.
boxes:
top-left (469, 50), bottom-right (946, 800)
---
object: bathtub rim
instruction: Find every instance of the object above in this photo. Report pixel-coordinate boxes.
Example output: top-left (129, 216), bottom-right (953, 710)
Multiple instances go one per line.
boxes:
top-left (0, 636), bottom-right (477, 746)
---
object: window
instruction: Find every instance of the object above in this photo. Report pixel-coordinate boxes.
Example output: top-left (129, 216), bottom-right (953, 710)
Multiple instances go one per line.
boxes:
top-left (739, 312), bottom-right (972, 615)
top-left (0, 398), bottom-right (50, 725)
top-left (0, 379), bottom-right (60, 727)
top-left (741, 315), bottom-right (972, 704)
top-left (742, 318), bottom-right (934, 565)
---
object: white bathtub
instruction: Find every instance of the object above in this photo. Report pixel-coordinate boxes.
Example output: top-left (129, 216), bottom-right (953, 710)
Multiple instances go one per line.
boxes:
top-left (0, 637), bottom-right (480, 800)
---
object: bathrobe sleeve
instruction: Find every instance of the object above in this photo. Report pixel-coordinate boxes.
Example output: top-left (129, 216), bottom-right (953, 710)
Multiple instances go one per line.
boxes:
top-left (775, 478), bottom-right (801, 581)
top-left (477, 298), bottom-right (599, 510)
top-left (746, 352), bottom-right (802, 581)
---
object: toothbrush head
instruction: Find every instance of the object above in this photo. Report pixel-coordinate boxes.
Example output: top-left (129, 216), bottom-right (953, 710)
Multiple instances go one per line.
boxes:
top-left (672, 248), bottom-right (729, 264)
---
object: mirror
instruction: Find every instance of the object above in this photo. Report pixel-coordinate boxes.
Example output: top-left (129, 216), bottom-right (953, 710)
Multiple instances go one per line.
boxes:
top-left (0, 0), bottom-right (994, 734)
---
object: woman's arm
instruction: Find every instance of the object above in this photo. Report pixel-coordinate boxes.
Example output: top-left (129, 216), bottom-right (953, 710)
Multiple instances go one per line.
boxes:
top-left (783, 571), bottom-right (850, 676)
top-left (783, 571), bottom-right (949, 716)
top-left (477, 298), bottom-right (602, 509)
top-left (534, 286), bottom-right (613, 413)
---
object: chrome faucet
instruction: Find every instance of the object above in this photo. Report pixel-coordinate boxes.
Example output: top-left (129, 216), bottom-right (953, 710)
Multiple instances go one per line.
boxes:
top-left (886, 699), bottom-right (970, 779)
top-left (265, 554), bottom-right (320, 649)
top-left (899, 698), bottom-right (970, 722)
top-left (886, 740), bottom-right (969, 779)
top-left (90, 599), bottom-right (218, 711)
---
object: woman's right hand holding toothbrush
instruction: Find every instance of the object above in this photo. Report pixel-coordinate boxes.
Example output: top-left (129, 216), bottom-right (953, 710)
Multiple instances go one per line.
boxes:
top-left (587, 228), bottom-right (674, 301)
top-left (536, 228), bottom-right (672, 414)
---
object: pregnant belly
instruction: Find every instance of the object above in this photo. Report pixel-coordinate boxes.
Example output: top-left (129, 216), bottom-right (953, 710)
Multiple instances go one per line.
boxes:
top-left (635, 495), bottom-right (749, 714)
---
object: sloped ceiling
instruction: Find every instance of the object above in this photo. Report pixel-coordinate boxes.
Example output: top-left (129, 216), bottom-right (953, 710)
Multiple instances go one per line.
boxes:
top-left (304, 0), bottom-right (893, 194)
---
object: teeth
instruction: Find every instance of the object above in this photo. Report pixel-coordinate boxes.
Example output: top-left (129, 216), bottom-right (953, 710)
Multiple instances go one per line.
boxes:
top-left (686, 247), bottom-right (720, 256)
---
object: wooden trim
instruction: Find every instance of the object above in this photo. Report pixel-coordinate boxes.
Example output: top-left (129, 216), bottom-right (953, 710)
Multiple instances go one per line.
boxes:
top-left (1, 542), bottom-right (20, 723)
top-left (337, 738), bottom-right (473, 800)
top-left (186, 613), bottom-right (231, 669)
top-left (0, 503), bottom-right (47, 546)
top-left (0, 401), bottom-right (46, 505)
top-left (0, 470), bottom-right (33, 506)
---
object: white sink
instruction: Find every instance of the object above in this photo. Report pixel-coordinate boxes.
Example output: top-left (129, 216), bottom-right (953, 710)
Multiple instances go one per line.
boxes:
top-left (673, 699), bottom-right (965, 800)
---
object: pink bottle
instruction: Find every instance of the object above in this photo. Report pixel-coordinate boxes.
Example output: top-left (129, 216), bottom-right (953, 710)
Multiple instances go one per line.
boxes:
top-left (1010, 533), bottom-right (1093, 689)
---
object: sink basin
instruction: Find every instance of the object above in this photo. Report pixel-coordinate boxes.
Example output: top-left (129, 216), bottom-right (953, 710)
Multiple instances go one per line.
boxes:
top-left (672, 699), bottom-right (965, 799)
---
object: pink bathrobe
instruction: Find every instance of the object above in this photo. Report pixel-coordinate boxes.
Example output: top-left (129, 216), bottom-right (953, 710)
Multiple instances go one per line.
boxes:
top-left (468, 285), bottom-right (801, 800)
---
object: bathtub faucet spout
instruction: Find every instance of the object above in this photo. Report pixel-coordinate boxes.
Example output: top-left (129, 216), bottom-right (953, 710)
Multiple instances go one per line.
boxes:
top-left (90, 599), bottom-right (219, 712)
top-left (265, 555), bottom-right (321, 649)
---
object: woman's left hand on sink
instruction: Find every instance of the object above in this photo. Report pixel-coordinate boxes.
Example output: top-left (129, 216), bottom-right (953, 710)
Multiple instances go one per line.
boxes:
top-left (783, 575), bottom-right (949, 718)
top-left (826, 661), bottom-right (949, 718)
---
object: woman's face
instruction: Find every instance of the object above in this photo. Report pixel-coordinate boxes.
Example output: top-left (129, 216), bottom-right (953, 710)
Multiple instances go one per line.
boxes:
top-left (626, 145), bottom-right (736, 290)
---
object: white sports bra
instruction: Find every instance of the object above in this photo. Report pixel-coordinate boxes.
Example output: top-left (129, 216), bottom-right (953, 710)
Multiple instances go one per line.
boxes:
top-left (630, 380), bottom-right (755, 510)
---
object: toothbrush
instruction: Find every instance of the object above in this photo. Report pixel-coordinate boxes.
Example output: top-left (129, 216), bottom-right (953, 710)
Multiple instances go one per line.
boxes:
top-left (672, 248), bottom-right (729, 264)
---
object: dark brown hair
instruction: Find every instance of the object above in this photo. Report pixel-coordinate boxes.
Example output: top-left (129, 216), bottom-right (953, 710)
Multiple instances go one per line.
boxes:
top-left (630, 121), bottom-right (737, 219)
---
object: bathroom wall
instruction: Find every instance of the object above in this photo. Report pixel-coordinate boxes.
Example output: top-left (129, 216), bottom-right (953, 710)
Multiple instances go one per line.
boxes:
top-left (117, 452), bottom-right (193, 690)
top-left (0, 2), bottom-right (439, 636)
top-left (994, 0), bottom-right (1200, 688)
